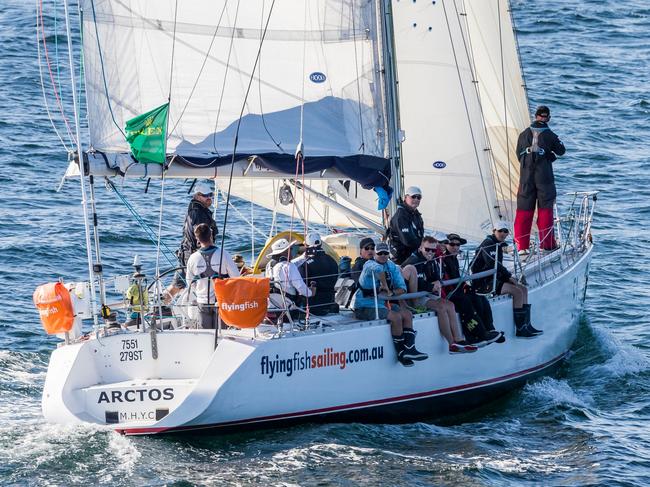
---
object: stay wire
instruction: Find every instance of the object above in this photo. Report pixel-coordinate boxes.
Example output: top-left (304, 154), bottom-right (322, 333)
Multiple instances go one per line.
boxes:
top-left (89, 0), bottom-right (126, 139)
top-left (36, 2), bottom-right (71, 152)
top-left (170, 0), bottom-right (229, 135)
top-left (218, 0), bottom-right (277, 272)
top-left (211, 0), bottom-right (242, 157)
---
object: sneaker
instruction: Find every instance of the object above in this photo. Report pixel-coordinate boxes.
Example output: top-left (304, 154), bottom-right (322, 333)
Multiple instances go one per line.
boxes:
top-left (516, 324), bottom-right (537, 338)
top-left (518, 249), bottom-right (530, 256)
top-left (450, 342), bottom-right (478, 354)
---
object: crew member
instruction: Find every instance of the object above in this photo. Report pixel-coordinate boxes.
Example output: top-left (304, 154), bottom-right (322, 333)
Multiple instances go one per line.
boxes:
top-left (269, 238), bottom-right (316, 311)
top-left (351, 237), bottom-right (376, 285)
top-left (441, 234), bottom-right (502, 346)
top-left (388, 186), bottom-right (425, 265)
top-left (471, 222), bottom-right (542, 338)
top-left (293, 232), bottom-right (339, 315)
top-left (515, 105), bottom-right (566, 254)
top-left (166, 181), bottom-right (219, 301)
top-left (402, 237), bottom-right (477, 354)
top-left (353, 242), bottom-right (428, 367)
top-left (185, 223), bottom-right (239, 329)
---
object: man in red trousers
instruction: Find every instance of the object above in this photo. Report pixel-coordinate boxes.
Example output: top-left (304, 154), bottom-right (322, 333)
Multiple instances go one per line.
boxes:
top-left (514, 105), bottom-right (566, 254)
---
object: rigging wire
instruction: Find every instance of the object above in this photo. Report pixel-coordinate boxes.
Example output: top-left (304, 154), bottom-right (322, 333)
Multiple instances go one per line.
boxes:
top-left (37, 0), bottom-right (76, 146)
top-left (453, 0), bottom-right (510, 221)
top-left (36, 1), bottom-right (71, 152)
top-left (497, 0), bottom-right (513, 221)
top-left (218, 0), bottom-right (277, 273)
top-left (211, 0), bottom-right (242, 157)
top-left (89, 0), bottom-right (126, 139)
top-left (441, 0), bottom-right (494, 224)
top-left (169, 1), bottom-right (230, 136)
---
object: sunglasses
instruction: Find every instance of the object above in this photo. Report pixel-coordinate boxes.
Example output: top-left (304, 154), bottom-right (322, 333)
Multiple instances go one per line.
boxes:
top-left (496, 229), bottom-right (509, 234)
top-left (363, 246), bottom-right (375, 251)
top-left (199, 192), bottom-right (214, 198)
top-left (408, 194), bottom-right (422, 200)
top-left (447, 242), bottom-right (461, 247)
top-left (423, 247), bottom-right (436, 253)
top-left (376, 251), bottom-right (389, 256)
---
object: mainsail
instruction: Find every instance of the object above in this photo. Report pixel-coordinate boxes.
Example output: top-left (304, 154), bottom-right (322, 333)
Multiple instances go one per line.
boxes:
top-left (80, 0), bottom-right (391, 188)
top-left (391, 0), bottom-right (529, 241)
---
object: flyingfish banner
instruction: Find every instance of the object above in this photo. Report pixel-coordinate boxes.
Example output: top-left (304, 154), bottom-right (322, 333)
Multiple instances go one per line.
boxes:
top-left (125, 103), bottom-right (169, 164)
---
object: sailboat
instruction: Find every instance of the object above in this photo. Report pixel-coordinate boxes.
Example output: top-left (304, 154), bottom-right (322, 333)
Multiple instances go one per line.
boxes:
top-left (36, 0), bottom-right (596, 435)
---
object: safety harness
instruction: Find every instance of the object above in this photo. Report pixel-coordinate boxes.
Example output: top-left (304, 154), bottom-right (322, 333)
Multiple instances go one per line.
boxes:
top-left (521, 126), bottom-right (549, 157)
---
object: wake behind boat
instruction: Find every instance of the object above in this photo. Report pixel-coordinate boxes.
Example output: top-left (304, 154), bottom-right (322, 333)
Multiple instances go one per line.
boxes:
top-left (35, 0), bottom-right (597, 435)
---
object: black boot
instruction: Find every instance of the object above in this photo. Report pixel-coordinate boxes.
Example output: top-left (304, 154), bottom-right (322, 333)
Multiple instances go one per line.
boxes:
top-left (402, 329), bottom-right (428, 361)
top-left (524, 304), bottom-right (543, 335)
top-left (392, 334), bottom-right (414, 367)
top-left (514, 308), bottom-right (535, 338)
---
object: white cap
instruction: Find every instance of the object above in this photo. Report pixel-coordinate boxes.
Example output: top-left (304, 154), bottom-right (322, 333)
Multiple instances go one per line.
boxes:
top-left (270, 238), bottom-right (293, 255)
top-left (194, 181), bottom-right (213, 195)
top-left (493, 220), bottom-right (510, 232)
top-left (405, 186), bottom-right (422, 196)
top-left (305, 232), bottom-right (322, 247)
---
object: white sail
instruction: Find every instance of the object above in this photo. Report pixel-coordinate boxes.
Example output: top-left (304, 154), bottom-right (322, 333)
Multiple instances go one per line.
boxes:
top-left (391, 0), bottom-right (528, 241)
top-left (80, 0), bottom-right (386, 162)
top-left (464, 0), bottom-right (529, 222)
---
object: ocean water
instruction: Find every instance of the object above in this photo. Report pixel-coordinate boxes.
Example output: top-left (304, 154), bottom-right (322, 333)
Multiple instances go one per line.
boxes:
top-left (1, 0), bottom-right (649, 485)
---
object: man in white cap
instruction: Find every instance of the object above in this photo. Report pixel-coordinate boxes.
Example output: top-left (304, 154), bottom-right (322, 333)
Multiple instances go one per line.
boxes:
top-left (165, 180), bottom-right (218, 302)
top-left (388, 186), bottom-right (425, 265)
top-left (470, 221), bottom-right (542, 338)
top-left (269, 238), bottom-right (316, 310)
top-left (292, 232), bottom-right (339, 315)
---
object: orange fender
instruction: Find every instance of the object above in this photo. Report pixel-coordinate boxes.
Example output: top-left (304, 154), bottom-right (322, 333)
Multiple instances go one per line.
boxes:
top-left (33, 282), bottom-right (75, 334)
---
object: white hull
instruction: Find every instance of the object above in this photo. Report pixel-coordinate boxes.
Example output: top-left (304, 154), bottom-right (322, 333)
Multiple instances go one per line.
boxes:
top-left (42, 245), bottom-right (592, 435)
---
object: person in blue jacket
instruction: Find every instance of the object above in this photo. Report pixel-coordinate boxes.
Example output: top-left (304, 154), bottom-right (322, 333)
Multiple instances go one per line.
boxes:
top-left (353, 242), bottom-right (428, 367)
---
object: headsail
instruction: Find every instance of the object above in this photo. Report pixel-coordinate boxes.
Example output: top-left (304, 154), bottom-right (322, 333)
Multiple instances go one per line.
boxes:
top-left (392, 0), bottom-right (529, 241)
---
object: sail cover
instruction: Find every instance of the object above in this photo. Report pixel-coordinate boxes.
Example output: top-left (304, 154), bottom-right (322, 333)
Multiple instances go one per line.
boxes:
top-left (80, 0), bottom-right (389, 186)
top-left (392, 0), bottom-right (528, 241)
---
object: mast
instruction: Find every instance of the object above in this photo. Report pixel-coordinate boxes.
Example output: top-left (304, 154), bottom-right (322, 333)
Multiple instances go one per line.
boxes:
top-left (379, 0), bottom-right (404, 216)
top-left (63, 0), bottom-right (101, 324)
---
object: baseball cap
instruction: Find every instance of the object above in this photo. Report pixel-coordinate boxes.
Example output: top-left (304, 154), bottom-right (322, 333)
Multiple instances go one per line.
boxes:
top-left (305, 232), bottom-right (322, 247)
top-left (375, 242), bottom-right (390, 253)
top-left (493, 220), bottom-right (510, 232)
top-left (535, 105), bottom-right (550, 117)
top-left (405, 186), bottom-right (422, 196)
top-left (194, 181), bottom-right (213, 196)
top-left (359, 237), bottom-right (375, 249)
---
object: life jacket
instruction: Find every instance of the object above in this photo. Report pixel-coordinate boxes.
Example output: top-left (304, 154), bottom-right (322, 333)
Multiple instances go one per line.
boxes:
top-left (521, 127), bottom-right (549, 157)
top-left (198, 247), bottom-right (228, 303)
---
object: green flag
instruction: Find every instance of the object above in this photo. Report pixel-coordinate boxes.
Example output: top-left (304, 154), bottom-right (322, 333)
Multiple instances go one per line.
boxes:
top-left (124, 103), bottom-right (169, 164)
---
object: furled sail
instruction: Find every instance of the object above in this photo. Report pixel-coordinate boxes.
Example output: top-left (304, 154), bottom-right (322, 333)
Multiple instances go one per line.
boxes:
top-left (391, 0), bottom-right (529, 241)
top-left (80, 0), bottom-right (390, 189)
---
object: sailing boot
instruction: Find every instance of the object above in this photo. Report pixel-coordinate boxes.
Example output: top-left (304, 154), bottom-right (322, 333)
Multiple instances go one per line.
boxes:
top-left (514, 307), bottom-right (535, 338)
top-left (402, 328), bottom-right (428, 361)
top-left (523, 304), bottom-right (543, 335)
top-left (392, 334), bottom-right (414, 367)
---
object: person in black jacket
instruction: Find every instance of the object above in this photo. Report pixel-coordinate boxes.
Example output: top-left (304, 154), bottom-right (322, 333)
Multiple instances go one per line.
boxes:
top-left (293, 232), bottom-right (340, 316)
top-left (388, 186), bottom-right (425, 264)
top-left (471, 222), bottom-right (542, 338)
top-left (165, 181), bottom-right (219, 301)
top-left (402, 237), bottom-right (477, 354)
top-left (514, 105), bottom-right (566, 253)
top-left (441, 234), bottom-right (503, 346)
top-left (351, 237), bottom-right (376, 285)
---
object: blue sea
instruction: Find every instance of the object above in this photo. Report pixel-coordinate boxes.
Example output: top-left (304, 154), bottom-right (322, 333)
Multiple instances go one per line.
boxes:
top-left (1, 0), bottom-right (649, 485)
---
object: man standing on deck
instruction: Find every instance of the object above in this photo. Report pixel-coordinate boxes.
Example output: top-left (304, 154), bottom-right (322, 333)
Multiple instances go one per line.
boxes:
top-left (165, 181), bottom-right (219, 302)
top-left (388, 186), bottom-right (425, 265)
top-left (514, 106), bottom-right (566, 255)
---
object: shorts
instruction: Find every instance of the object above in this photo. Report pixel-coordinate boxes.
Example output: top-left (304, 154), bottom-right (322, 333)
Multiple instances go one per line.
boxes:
top-left (171, 269), bottom-right (187, 289)
top-left (354, 304), bottom-right (401, 321)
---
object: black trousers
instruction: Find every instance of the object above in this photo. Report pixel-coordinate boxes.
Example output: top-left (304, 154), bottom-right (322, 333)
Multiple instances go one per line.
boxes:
top-left (449, 293), bottom-right (491, 342)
